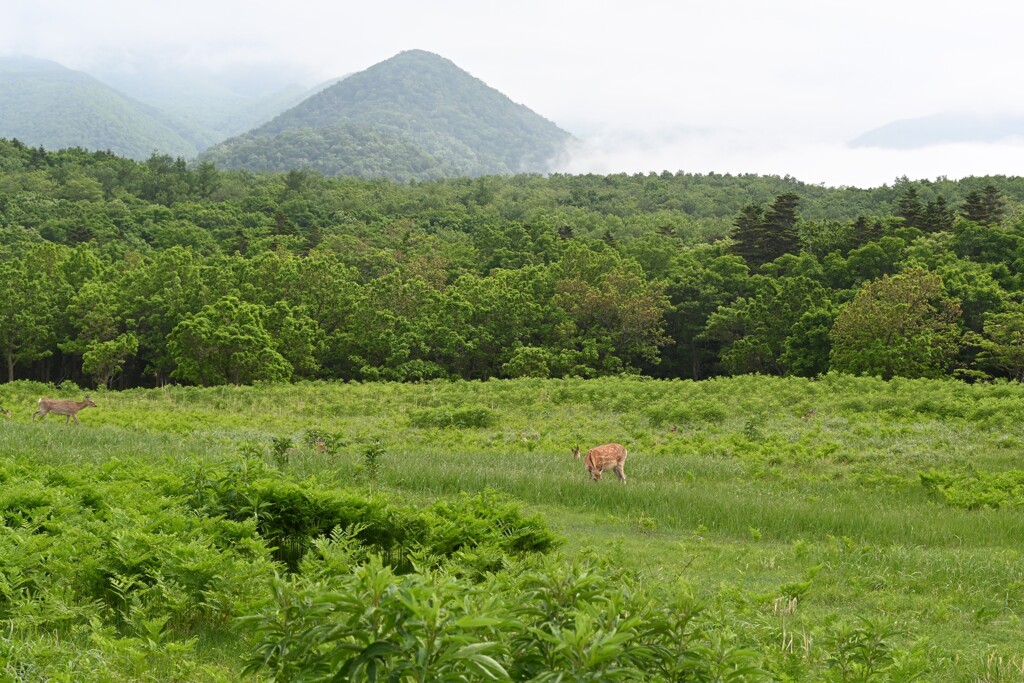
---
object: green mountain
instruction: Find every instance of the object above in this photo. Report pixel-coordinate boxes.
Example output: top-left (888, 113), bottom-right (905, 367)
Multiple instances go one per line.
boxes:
top-left (200, 50), bottom-right (575, 181)
top-left (0, 56), bottom-right (201, 159)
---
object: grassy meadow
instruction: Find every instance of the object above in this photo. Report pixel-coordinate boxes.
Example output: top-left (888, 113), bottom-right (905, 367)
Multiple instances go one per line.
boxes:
top-left (2, 374), bottom-right (1024, 681)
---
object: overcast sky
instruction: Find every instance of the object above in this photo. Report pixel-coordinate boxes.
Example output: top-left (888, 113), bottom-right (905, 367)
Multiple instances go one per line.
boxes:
top-left (5, 0), bottom-right (1024, 187)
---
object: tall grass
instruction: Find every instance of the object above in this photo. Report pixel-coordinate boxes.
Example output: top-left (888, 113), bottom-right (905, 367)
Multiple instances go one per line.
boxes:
top-left (4, 374), bottom-right (1024, 680)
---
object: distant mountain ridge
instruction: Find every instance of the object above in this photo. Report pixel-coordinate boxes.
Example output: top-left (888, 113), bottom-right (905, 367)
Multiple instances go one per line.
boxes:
top-left (200, 50), bottom-right (575, 181)
top-left (0, 56), bottom-right (201, 159)
top-left (850, 111), bottom-right (1024, 149)
top-left (0, 50), bottom-right (572, 179)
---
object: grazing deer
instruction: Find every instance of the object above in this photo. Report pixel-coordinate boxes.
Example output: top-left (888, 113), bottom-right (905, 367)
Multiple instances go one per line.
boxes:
top-left (33, 395), bottom-right (97, 425)
top-left (572, 443), bottom-right (628, 483)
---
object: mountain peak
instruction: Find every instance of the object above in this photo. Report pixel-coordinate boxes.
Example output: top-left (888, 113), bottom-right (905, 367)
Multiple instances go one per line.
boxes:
top-left (202, 50), bottom-right (573, 181)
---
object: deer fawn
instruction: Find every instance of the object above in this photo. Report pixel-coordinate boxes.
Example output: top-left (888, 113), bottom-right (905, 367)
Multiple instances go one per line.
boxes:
top-left (33, 395), bottom-right (97, 425)
top-left (572, 443), bottom-right (628, 483)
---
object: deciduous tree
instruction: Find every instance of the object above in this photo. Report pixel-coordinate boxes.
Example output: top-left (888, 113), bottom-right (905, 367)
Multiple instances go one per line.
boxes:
top-left (830, 268), bottom-right (961, 379)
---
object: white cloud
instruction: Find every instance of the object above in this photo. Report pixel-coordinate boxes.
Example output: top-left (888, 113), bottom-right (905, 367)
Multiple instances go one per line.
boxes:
top-left (559, 126), bottom-right (1024, 188)
top-left (6, 0), bottom-right (1024, 184)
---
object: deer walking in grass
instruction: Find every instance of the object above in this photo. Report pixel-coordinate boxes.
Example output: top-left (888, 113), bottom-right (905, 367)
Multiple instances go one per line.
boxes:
top-left (33, 395), bottom-right (97, 425)
top-left (572, 443), bottom-right (628, 483)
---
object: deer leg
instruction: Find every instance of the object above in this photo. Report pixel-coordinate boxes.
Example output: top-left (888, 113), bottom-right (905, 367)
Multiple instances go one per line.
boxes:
top-left (614, 465), bottom-right (626, 483)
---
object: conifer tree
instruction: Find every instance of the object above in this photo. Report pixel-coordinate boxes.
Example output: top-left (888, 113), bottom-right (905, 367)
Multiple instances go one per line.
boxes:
top-left (760, 193), bottom-right (802, 263)
top-left (922, 195), bottom-right (955, 232)
top-left (961, 184), bottom-right (1006, 226)
top-left (730, 194), bottom-right (802, 268)
top-left (730, 203), bottom-right (766, 266)
top-left (894, 186), bottom-right (924, 229)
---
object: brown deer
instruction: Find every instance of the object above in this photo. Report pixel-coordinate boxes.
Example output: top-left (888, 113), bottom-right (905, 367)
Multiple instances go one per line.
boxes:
top-left (572, 443), bottom-right (628, 483)
top-left (33, 395), bottom-right (97, 425)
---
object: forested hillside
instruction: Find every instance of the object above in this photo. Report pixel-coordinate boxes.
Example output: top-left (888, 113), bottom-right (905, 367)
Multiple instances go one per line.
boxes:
top-left (0, 56), bottom-right (202, 159)
top-left (3, 136), bottom-right (1024, 389)
top-left (201, 50), bottom-right (574, 180)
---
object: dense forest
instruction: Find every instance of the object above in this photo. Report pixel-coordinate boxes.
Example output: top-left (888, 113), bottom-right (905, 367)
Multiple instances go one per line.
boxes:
top-left (3, 136), bottom-right (1024, 389)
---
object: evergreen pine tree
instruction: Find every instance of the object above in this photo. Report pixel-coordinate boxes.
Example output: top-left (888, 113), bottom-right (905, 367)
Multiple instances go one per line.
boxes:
top-left (922, 195), bottom-right (955, 232)
top-left (730, 203), bottom-right (766, 266)
top-left (961, 184), bottom-right (1007, 226)
top-left (760, 192), bottom-right (801, 263)
top-left (894, 186), bottom-right (924, 229)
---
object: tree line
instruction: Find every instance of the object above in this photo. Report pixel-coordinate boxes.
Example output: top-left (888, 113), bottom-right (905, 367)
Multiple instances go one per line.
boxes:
top-left (2, 137), bottom-right (1024, 387)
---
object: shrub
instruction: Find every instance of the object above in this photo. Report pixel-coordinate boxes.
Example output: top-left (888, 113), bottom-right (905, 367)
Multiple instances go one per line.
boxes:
top-left (408, 404), bottom-right (498, 429)
top-left (920, 468), bottom-right (1024, 509)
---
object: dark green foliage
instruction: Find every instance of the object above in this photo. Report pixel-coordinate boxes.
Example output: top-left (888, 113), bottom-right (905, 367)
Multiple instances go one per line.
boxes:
top-left (702, 275), bottom-right (832, 376)
top-left (922, 194), bottom-right (955, 232)
top-left (730, 193), bottom-right (802, 268)
top-left (960, 184), bottom-right (1007, 226)
top-left (182, 458), bottom-right (554, 570)
top-left (761, 192), bottom-right (802, 262)
top-left (894, 185), bottom-right (925, 229)
top-left (730, 203), bottom-right (766, 266)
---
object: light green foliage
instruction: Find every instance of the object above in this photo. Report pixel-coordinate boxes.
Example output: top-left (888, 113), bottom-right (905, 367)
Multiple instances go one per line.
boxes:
top-left (1, 376), bottom-right (1024, 679)
top-left (0, 245), bottom-right (67, 381)
top-left (972, 304), bottom-right (1024, 380)
top-left (920, 468), bottom-right (1024, 509)
top-left (830, 268), bottom-right (962, 379)
top-left (168, 295), bottom-right (293, 385)
top-left (82, 332), bottom-right (139, 388)
top-left (244, 555), bottom-right (770, 683)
